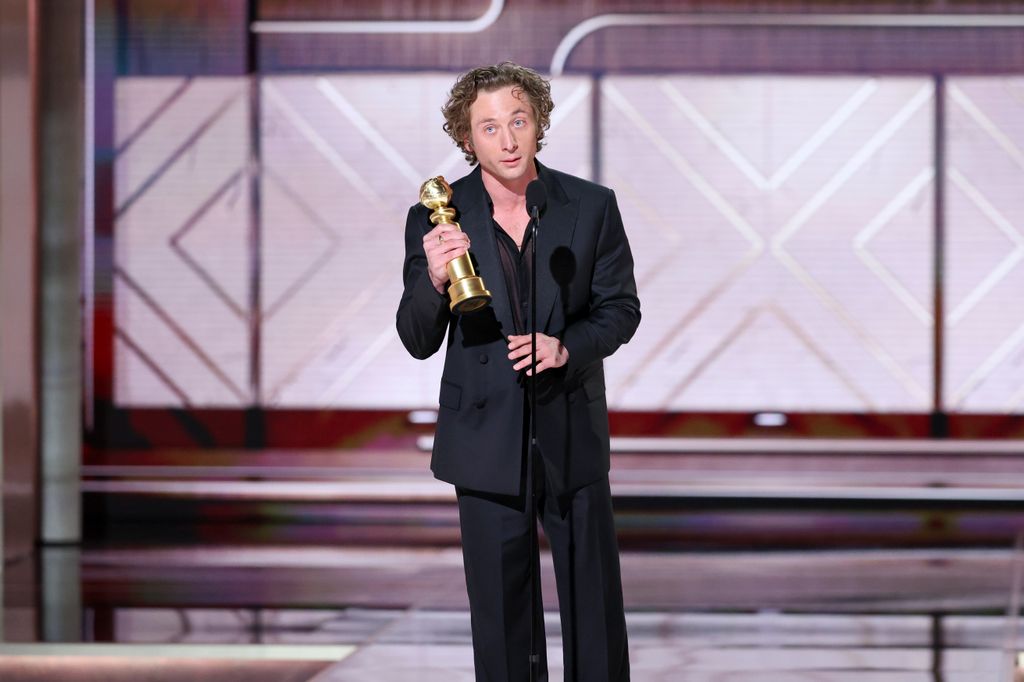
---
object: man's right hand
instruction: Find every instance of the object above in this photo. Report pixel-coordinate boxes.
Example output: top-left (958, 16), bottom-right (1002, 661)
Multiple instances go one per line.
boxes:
top-left (423, 225), bottom-right (471, 294)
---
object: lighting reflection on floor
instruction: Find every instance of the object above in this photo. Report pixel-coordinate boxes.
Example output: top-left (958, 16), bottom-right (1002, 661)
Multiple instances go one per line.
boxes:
top-left (2, 544), bottom-right (1023, 680)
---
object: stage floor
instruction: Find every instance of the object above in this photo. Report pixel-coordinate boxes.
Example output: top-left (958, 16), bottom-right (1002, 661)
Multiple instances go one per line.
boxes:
top-left (6, 441), bottom-right (1024, 678)
top-left (3, 543), bottom-right (1024, 680)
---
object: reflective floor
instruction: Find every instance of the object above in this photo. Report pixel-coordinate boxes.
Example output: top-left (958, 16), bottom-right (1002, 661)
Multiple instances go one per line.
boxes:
top-left (6, 443), bottom-right (1024, 679)
top-left (3, 543), bottom-right (1024, 680)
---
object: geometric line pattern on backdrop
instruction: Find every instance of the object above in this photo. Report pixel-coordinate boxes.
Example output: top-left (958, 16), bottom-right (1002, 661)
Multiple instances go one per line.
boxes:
top-left (954, 316), bottom-right (1024, 411)
top-left (770, 83), bottom-right (934, 407)
top-left (602, 80), bottom-right (765, 405)
top-left (946, 169), bottom-right (1024, 408)
top-left (853, 167), bottom-right (935, 327)
top-left (317, 78), bottom-right (424, 190)
top-left (263, 80), bottom-right (387, 210)
top-left (946, 82), bottom-right (1024, 333)
top-left (259, 80), bottom-right (393, 402)
top-left (114, 78), bottom-right (250, 406)
top-left (115, 78), bottom-right (192, 158)
top-left (321, 326), bottom-right (399, 405)
top-left (264, 270), bottom-right (390, 404)
top-left (946, 81), bottom-right (1024, 412)
top-left (115, 75), bottom-right (940, 410)
top-left (115, 265), bottom-right (248, 403)
top-left (169, 169), bottom-right (248, 320)
top-left (114, 89), bottom-right (243, 219)
top-left (605, 77), bottom-right (933, 410)
top-left (949, 84), bottom-right (1024, 175)
top-left (945, 168), bottom-right (1024, 328)
top-left (260, 168), bottom-right (341, 322)
top-left (664, 304), bottom-right (872, 408)
top-left (659, 79), bottom-right (880, 190)
top-left (114, 327), bottom-right (192, 405)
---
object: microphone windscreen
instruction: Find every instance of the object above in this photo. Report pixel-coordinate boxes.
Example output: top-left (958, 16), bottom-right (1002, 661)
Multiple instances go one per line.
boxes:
top-left (526, 179), bottom-right (547, 214)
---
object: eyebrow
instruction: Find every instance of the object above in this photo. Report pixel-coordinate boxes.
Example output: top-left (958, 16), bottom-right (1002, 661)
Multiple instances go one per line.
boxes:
top-left (476, 109), bottom-right (531, 125)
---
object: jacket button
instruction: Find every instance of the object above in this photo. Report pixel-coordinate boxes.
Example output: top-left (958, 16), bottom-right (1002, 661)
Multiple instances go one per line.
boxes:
top-left (474, 399), bottom-right (486, 409)
top-left (479, 354), bottom-right (489, 364)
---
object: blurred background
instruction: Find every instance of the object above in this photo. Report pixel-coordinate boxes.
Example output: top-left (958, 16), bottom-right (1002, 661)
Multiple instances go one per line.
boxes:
top-left (2, 1), bottom-right (1024, 679)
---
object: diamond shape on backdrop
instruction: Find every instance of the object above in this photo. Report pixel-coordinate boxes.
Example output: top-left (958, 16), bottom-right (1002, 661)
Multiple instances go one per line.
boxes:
top-left (260, 170), bottom-right (341, 318)
top-left (945, 176), bottom-right (1024, 317)
top-left (858, 186), bottom-right (933, 293)
top-left (170, 170), bottom-right (250, 318)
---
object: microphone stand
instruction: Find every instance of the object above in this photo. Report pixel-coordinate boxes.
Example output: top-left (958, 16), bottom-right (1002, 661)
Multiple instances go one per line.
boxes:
top-left (527, 200), bottom-right (540, 682)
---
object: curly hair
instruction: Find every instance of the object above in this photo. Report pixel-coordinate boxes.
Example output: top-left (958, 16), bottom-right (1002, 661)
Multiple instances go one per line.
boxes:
top-left (441, 62), bottom-right (554, 166)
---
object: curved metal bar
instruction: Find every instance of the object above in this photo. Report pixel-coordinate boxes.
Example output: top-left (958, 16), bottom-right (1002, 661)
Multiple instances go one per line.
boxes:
top-left (251, 0), bottom-right (504, 34)
top-left (551, 12), bottom-right (1024, 75)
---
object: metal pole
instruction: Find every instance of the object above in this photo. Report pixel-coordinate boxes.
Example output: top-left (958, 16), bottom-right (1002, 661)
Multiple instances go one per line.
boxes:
top-left (38, 0), bottom-right (85, 544)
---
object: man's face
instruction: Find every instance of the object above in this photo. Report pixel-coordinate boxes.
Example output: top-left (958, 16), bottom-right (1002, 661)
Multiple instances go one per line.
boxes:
top-left (465, 86), bottom-right (538, 185)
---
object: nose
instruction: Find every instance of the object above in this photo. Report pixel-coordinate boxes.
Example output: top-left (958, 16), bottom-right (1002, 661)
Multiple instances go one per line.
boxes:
top-left (501, 126), bottom-right (518, 152)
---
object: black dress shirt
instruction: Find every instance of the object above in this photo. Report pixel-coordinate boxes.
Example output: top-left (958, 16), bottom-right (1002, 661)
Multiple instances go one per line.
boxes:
top-left (492, 218), bottom-right (534, 336)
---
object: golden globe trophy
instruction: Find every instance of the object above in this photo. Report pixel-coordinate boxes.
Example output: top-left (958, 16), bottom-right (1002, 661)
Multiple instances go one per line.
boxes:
top-left (419, 176), bottom-right (492, 314)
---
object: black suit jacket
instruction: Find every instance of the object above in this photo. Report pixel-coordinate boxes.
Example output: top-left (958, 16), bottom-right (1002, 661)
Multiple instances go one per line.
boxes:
top-left (396, 162), bottom-right (640, 496)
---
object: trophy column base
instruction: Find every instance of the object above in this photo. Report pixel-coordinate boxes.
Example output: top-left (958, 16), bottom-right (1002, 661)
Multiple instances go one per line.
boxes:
top-left (448, 276), bottom-right (492, 314)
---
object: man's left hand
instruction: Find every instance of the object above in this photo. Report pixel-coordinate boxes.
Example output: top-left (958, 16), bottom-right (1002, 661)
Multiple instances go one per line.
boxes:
top-left (507, 334), bottom-right (568, 376)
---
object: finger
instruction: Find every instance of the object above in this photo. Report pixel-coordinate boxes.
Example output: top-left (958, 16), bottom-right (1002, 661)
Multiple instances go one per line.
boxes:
top-left (436, 227), bottom-right (467, 242)
top-left (507, 335), bottom-right (532, 350)
top-left (427, 241), bottom-right (469, 262)
top-left (525, 358), bottom-right (553, 376)
top-left (507, 337), bottom-right (532, 352)
top-left (513, 350), bottom-right (547, 371)
top-left (508, 346), bottom-right (534, 363)
top-left (426, 233), bottom-right (470, 250)
top-left (512, 349), bottom-right (538, 371)
top-left (441, 248), bottom-right (469, 262)
top-left (423, 227), bottom-right (466, 247)
top-left (508, 346), bottom-right (535, 363)
top-left (444, 237), bottom-right (470, 251)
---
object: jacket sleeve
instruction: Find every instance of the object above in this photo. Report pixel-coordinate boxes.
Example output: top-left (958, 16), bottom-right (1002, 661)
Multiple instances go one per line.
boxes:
top-left (396, 204), bottom-right (451, 360)
top-left (560, 189), bottom-right (641, 375)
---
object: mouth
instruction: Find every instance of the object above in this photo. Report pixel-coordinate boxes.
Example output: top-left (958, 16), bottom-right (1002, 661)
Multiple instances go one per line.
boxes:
top-left (501, 157), bottom-right (521, 166)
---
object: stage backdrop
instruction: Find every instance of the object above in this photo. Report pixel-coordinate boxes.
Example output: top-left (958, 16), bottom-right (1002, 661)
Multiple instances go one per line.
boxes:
top-left (92, 1), bottom-right (1024, 432)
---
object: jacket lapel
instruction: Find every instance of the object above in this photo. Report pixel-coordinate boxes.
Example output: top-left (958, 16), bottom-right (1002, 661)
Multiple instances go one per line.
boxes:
top-left (449, 162), bottom-right (579, 337)
top-left (534, 162), bottom-right (579, 332)
top-left (451, 167), bottom-right (515, 336)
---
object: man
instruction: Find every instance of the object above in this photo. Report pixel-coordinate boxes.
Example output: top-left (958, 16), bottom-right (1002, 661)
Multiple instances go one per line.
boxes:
top-left (396, 62), bottom-right (640, 681)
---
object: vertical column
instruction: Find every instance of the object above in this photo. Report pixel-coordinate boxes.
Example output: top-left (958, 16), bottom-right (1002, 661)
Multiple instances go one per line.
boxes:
top-left (245, 0), bottom-right (265, 444)
top-left (38, 0), bottom-right (84, 544)
top-left (35, 0), bottom-right (85, 641)
top-left (0, 0), bottom-right (41, 639)
top-left (590, 71), bottom-right (602, 185)
top-left (931, 74), bottom-right (947, 437)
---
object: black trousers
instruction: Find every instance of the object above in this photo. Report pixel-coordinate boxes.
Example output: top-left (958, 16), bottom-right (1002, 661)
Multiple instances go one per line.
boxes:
top-left (456, 452), bottom-right (630, 682)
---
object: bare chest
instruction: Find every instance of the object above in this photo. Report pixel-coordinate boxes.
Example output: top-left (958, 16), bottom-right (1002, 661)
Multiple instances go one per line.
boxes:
top-left (492, 208), bottom-right (530, 248)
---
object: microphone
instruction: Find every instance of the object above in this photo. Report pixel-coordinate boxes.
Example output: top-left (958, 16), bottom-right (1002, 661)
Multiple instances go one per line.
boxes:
top-left (526, 179), bottom-right (547, 219)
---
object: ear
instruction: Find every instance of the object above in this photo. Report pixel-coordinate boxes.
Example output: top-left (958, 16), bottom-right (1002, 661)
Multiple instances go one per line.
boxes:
top-left (463, 136), bottom-right (473, 153)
